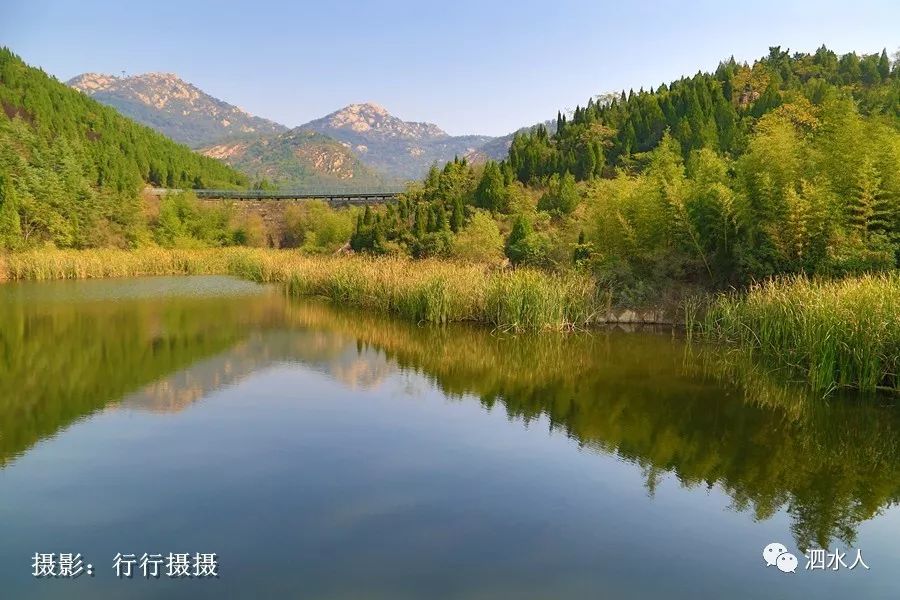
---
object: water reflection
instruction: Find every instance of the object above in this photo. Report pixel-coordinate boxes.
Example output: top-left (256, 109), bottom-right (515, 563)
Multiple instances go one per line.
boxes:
top-left (2, 277), bottom-right (899, 551)
top-left (0, 288), bottom-right (274, 465)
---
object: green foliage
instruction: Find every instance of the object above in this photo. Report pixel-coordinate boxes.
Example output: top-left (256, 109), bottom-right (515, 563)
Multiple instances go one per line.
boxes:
top-left (572, 230), bottom-right (593, 265)
top-left (579, 96), bottom-right (900, 295)
top-left (505, 214), bottom-right (549, 266)
top-left (507, 46), bottom-right (899, 184)
top-left (732, 98), bottom-right (899, 278)
top-left (696, 273), bottom-right (900, 393)
top-left (283, 200), bottom-right (356, 253)
top-left (0, 47), bottom-right (246, 249)
top-left (347, 43), bottom-right (900, 297)
top-left (152, 193), bottom-right (238, 248)
top-left (348, 158), bottom-right (476, 257)
top-left (252, 178), bottom-right (276, 191)
top-left (450, 196), bottom-right (464, 233)
top-left (451, 209), bottom-right (504, 263)
top-left (0, 173), bottom-right (22, 249)
top-left (537, 171), bottom-right (579, 215)
top-left (474, 161), bottom-right (509, 212)
top-left (232, 213), bottom-right (268, 248)
top-left (338, 45), bottom-right (891, 298)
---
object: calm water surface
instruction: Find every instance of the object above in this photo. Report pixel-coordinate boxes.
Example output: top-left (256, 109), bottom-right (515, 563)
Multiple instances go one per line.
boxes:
top-left (1, 276), bottom-right (899, 599)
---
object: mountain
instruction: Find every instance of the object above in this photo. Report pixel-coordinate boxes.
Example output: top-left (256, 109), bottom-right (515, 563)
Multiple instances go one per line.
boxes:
top-left (66, 74), bottom-right (500, 182)
top-left (67, 72), bottom-right (287, 148)
top-left (66, 72), bottom-right (384, 186)
top-left (202, 129), bottom-right (388, 188)
top-left (297, 103), bottom-right (495, 180)
top-left (0, 48), bottom-right (247, 249)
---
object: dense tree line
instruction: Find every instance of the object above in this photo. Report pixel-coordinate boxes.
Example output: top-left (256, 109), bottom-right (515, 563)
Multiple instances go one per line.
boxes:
top-left (508, 46), bottom-right (899, 182)
top-left (349, 46), bottom-right (900, 302)
top-left (0, 48), bottom-right (246, 249)
top-left (586, 102), bottom-right (899, 293)
top-left (351, 157), bottom-right (471, 257)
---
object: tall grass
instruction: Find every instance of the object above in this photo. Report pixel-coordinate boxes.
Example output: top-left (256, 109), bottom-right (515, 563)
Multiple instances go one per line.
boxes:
top-left (692, 273), bottom-right (900, 394)
top-left (227, 251), bottom-right (607, 331)
top-left (1, 248), bottom-right (608, 332)
top-left (1, 248), bottom-right (233, 280)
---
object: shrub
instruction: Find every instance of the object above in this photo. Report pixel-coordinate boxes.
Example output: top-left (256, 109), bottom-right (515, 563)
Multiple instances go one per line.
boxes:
top-left (282, 201), bottom-right (355, 253)
top-left (505, 215), bottom-right (550, 266)
top-left (451, 210), bottom-right (504, 263)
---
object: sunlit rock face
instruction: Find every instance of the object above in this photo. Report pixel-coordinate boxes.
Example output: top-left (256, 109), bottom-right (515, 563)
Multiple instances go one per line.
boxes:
top-left (200, 130), bottom-right (383, 187)
top-left (68, 72), bottom-right (287, 148)
top-left (298, 103), bottom-right (495, 180)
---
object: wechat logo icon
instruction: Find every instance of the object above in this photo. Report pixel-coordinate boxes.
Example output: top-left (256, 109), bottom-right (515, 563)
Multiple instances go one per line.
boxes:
top-left (763, 542), bottom-right (798, 573)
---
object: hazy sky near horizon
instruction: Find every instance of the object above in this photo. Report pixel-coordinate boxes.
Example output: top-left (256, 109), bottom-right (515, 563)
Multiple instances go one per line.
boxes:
top-left (3, 0), bottom-right (898, 136)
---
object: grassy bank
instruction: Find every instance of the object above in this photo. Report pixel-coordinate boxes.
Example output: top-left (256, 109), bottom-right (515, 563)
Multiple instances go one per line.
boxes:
top-left (6, 249), bottom-right (899, 390)
top-left (0, 248), bottom-right (234, 281)
top-left (1, 248), bottom-right (609, 332)
top-left (692, 274), bottom-right (900, 394)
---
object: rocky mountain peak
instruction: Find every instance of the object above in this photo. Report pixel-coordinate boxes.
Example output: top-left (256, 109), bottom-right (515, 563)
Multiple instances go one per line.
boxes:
top-left (66, 72), bottom-right (118, 92)
top-left (66, 71), bottom-right (286, 148)
top-left (70, 72), bottom-right (206, 110)
top-left (346, 102), bottom-right (389, 116)
top-left (315, 103), bottom-right (448, 140)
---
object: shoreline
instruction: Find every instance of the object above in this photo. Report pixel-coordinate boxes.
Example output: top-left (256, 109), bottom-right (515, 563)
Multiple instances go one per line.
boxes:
top-left (0, 248), bottom-right (681, 328)
top-left (3, 248), bottom-right (897, 395)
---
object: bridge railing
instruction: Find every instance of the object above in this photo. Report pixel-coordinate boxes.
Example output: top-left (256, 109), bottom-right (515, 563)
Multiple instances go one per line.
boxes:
top-left (188, 185), bottom-right (408, 200)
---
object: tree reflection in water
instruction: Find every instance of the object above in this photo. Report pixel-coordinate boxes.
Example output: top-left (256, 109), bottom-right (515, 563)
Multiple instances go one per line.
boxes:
top-left (2, 281), bottom-right (898, 551)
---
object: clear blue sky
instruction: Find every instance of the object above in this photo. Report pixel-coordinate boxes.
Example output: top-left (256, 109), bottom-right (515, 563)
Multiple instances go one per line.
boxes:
top-left (3, 0), bottom-right (898, 136)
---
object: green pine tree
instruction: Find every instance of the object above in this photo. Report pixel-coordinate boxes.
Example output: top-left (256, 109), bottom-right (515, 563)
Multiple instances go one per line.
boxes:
top-left (451, 197), bottom-right (464, 233)
top-left (505, 215), bottom-right (533, 264)
top-left (474, 162), bottom-right (508, 213)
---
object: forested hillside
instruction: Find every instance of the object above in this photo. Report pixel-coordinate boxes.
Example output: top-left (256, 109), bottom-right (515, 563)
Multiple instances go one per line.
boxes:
top-left (0, 48), bottom-right (247, 249)
top-left (349, 46), bottom-right (900, 301)
top-left (203, 129), bottom-right (389, 189)
top-left (508, 46), bottom-right (899, 180)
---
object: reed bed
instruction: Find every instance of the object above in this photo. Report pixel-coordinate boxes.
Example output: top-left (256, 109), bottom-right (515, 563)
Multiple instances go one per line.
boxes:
top-left (692, 273), bottom-right (900, 394)
top-left (1, 248), bottom-right (607, 332)
top-left (226, 250), bottom-right (607, 331)
top-left (1, 248), bottom-right (234, 280)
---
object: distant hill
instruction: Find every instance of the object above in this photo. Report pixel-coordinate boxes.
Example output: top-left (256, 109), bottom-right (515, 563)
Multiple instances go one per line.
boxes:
top-left (202, 129), bottom-right (389, 188)
top-left (0, 47), bottom-right (247, 249)
top-left (68, 72), bottom-right (288, 148)
top-left (66, 73), bottom-right (509, 183)
top-left (297, 103), bottom-right (495, 180)
top-left (67, 72), bottom-right (387, 186)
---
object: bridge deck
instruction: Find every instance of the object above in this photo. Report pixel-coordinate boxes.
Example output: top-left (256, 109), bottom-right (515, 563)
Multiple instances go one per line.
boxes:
top-left (147, 187), bottom-right (404, 203)
top-left (192, 189), bottom-right (404, 202)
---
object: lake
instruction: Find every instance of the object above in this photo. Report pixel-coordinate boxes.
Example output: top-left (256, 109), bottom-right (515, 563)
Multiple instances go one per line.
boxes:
top-left (1, 275), bottom-right (898, 599)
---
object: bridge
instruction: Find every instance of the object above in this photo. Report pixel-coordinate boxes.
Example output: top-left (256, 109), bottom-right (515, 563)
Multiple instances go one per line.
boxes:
top-left (151, 185), bottom-right (407, 205)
